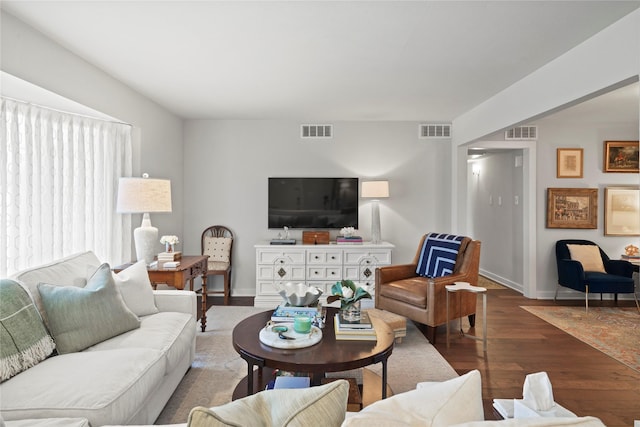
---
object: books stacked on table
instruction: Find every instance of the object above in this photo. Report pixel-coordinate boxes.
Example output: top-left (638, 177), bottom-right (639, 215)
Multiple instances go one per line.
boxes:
top-left (158, 251), bottom-right (182, 262)
top-left (622, 254), bottom-right (640, 260)
top-left (271, 305), bottom-right (319, 322)
top-left (336, 235), bottom-right (363, 245)
top-left (334, 312), bottom-right (376, 341)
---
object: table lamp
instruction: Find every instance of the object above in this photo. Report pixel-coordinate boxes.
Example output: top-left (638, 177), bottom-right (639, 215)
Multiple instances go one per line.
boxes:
top-left (117, 174), bottom-right (172, 265)
top-left (361, 180), bottom-right (389, 244)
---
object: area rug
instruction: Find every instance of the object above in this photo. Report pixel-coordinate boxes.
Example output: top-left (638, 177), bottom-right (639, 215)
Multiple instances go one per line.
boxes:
top-left (521, 306), bottom-right (640, 373)
top-left (155, 306), bottom-right (457, 424)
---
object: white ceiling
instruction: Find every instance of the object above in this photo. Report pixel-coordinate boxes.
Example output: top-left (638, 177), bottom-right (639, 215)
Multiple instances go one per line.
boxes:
top-left (2, 1), bottom-right (640, 122)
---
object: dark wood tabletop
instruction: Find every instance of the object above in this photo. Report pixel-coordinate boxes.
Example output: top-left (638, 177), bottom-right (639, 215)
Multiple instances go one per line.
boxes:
top-left (232, 307), bottom-right (394, 398)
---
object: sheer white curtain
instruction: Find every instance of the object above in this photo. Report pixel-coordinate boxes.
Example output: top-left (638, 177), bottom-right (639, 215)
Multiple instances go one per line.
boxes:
top-left (1, 97), bottom-right (133, 276)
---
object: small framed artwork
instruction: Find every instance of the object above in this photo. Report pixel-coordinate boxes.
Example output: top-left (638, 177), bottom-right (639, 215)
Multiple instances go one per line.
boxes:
top-left (546, 188), bottom-right (598, 229)
top-left (556, 148), bottom-right (583, 178)
top-left (604, 187), bottom-right (640, 236)
top-left (604, 140), bottom-right (639, 173)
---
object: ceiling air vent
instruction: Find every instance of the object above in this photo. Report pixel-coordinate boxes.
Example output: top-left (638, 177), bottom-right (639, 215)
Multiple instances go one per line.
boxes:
top-left (419, 124), bottom-right (451, 139)
top-left (301, 124), bottom-right (333, 139)
top-left (505, 126), bottom-right (537, 140)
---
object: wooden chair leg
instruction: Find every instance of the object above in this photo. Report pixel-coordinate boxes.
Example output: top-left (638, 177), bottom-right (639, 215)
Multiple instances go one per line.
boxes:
top-left (425, 325), bottom-right (437, 344)
top-left (468, 314), bottom-right (476, 327)
top-left (223, 272), bottom-right (230, 306)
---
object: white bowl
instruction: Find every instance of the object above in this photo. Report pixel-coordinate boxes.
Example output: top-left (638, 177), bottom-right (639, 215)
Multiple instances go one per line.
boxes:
top-left (277, 282), bottom-right (323, 307)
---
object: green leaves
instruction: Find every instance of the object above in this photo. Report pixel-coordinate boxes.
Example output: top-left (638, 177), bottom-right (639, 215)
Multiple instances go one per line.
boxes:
top-left (327, 280), bottom-right (371, 308)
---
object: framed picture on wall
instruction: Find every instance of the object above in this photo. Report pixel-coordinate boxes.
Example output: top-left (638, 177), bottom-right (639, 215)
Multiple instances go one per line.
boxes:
top-left (604, 140), bottom-right (639, 173)
top-left (556, 148), bottom-right (583, 178)
top-left (546, 188), bottom-right (597, 229)
top-left (604, 187), bottom-right (640, 236)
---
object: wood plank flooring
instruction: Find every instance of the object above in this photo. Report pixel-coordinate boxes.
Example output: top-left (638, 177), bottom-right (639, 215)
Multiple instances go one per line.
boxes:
top-left (430, 288), bottom-right (640, 425)
top-left (204, 290), bottom-right (640, 426)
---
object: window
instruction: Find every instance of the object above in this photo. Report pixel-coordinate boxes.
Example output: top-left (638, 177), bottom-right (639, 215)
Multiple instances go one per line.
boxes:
top-left (1, 97), bottom-right (132, 276)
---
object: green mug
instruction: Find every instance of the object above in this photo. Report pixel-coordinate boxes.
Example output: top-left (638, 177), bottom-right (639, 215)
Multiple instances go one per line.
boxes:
top-left (293, 316), bottom-right (312, 334)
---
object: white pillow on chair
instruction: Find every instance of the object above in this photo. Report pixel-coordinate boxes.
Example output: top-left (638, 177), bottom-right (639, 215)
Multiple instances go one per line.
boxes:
top-left (341, 370), bottom-right (484, 427)
top-left (203, 237), bottom-right (232, 263)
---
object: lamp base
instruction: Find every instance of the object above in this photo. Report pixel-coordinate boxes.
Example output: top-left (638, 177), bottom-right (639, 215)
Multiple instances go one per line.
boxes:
top-left (371, 200), bottom-right (382, 244)
top-left (134, 213), bottom-right (158, 265)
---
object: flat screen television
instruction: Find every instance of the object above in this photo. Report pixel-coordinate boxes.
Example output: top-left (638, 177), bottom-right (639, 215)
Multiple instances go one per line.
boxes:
top-left (268, 177), bottom-right (359, 229)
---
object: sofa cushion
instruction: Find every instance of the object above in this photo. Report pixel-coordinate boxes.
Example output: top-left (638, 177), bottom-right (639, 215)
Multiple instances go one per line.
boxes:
top-left (0, 279), bottom-right (56, 382)
top-left (341, 370), bottom-right (483, 427)
top-left (37, 263), bottom-right (140, 354)
top-left (451, 416), bottom-right (606, 427)
top-left (416, 233), bottom-right (465, 278)
top-left (4, 418), bottom-right (90, 427)
top-left (187, 379), bottom-right (349, 427)
top-left (10, 251), bottom-right (102, 322)
top-left (0, 347), bottom-right (166, 425)
top-left (113, 260), bottom-right (159, 316)
top-left (86, 311), bottom-right (196, 375)
top-left (566, 245), bottom-right (605, 273)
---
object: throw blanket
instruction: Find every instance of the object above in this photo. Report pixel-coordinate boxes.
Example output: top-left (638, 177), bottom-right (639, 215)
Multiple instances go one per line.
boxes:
top-left (0, 279), bottom-right (56, 382)
top-left (416, 233), bottom-right (465, 278)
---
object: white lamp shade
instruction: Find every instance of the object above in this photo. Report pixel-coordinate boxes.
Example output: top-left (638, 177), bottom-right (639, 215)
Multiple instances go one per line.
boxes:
top-left (116, 177), bottom-right (172, 213)
top-left (361, 181), bottom-right (389, 199)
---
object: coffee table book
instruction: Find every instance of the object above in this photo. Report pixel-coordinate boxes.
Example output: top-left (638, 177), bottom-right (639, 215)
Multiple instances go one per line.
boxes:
top-left (271, 305), bottom-right (319, 322)
top-left (335, 311), bottom-right (372, 329)
top-left (334, 315), bottom-right (377, 341)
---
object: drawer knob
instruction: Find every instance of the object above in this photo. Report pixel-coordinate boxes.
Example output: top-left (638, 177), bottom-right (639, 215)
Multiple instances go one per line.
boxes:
top-left (315, 256), bottom-right (319, 259)
top-left (331, 256), bottom-right (335, 259)
top-left (280, 260), bottom-right (284, 264)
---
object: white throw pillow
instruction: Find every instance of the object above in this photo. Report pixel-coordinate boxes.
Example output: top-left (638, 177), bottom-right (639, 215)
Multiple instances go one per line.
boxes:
top-left (341, 370), bottom-right (484, 427)
top-left (203, 237), bottom-right (232, 263)
top-left (566, 244), bottom-right (606, 273)
top-left (187, 379), bottom-right (349, 427)
top-left (112, 260), bottom-right (159, 317)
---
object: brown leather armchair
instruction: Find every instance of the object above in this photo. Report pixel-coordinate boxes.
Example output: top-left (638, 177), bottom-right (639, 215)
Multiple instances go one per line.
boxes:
top-left (375, 233), bottom-right (481, 343)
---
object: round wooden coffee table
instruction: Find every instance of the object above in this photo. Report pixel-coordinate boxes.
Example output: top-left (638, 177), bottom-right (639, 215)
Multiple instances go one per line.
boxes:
top-left (232, 307), bottom-right (394, 400)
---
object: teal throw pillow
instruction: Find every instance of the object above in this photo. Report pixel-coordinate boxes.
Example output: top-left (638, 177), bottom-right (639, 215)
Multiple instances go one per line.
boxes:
top-left (0, 279), bottom-right (56, 382)
top-left (37, 263), bottom-right (140, 354)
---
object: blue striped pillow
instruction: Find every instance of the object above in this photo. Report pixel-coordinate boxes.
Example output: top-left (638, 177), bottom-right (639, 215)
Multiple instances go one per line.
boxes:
top-left (416, 233), bottom-right (465, 278)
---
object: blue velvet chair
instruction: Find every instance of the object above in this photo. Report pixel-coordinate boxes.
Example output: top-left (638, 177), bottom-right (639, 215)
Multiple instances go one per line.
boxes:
top-left (555, 239), bottom-right (639, 311)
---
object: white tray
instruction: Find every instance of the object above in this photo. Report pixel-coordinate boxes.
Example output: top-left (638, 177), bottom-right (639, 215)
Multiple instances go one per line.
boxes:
top-left (259, 325), bottom-right (323, 349)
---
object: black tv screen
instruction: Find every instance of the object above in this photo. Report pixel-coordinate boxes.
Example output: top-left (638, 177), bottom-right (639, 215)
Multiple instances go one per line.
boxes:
top-left (268, 177), bottom-right (359, 229)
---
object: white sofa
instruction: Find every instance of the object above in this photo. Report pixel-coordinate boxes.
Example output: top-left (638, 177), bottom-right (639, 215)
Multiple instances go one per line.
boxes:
top-left (0, 252), bottom-right (197, 426)
top-left (94, 370), bottom-right (604, 427)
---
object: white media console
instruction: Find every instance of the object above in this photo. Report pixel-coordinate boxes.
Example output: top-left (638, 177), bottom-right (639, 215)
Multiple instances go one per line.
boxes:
top-left (254, 242), bottom-right (394, 307)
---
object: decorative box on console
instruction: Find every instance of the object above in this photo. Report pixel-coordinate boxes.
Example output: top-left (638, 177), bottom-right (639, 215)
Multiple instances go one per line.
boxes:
top-left (302, 231), bottom-right (330, 245)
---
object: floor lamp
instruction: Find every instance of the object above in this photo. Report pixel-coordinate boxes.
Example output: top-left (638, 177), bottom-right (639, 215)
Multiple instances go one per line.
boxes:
top-left (361, 180), bottom-right (389, 244)
top-left (117, 174), bottom-right (172, 265)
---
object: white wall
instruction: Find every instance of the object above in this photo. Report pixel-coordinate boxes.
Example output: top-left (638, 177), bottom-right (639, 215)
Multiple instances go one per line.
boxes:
top-left (532, 118), bottom-right (639, 299)
top-left (468, 150), bottom-right (525, 291)
top-left (452, 9), bottom-right (640, 299)
top-left (1, 11), bottom-right (185, 260)
top-left (183, 120), bottom-right (453, 295)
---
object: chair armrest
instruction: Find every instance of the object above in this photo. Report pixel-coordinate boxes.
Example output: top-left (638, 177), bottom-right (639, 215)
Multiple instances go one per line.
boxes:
top-left (557, 259), bottom-right (585, 288)
top-left (376, 264), bottom-right (418, 284)
top-left (604, 259), bottom-right (634, 277)
top-left (153, 290), bottom-right (197, 318)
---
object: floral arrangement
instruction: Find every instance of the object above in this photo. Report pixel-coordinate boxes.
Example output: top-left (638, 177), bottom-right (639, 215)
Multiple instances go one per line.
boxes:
top-left (160, 235), bottom-right (179, 252)
top-left (340, 227), bottom-right (356, 237)
top-left (327, 279), bottom-right (371, 309)
top-left (625, 244), bottom-right (639, 257)
top-left (160, 235), bottom-right (180, 245)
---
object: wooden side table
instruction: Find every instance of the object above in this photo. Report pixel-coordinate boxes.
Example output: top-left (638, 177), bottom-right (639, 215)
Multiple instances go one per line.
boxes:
top-left (446, 281), bottom-right (487, 351)
top-left (114, 255), bottom-right (209, 332)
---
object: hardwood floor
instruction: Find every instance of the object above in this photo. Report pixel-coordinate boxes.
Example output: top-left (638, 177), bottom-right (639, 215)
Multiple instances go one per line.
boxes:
top-left (203, 290), bottom-right (640, 426)
top-left (431, 288), bottom-right (640, 426)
